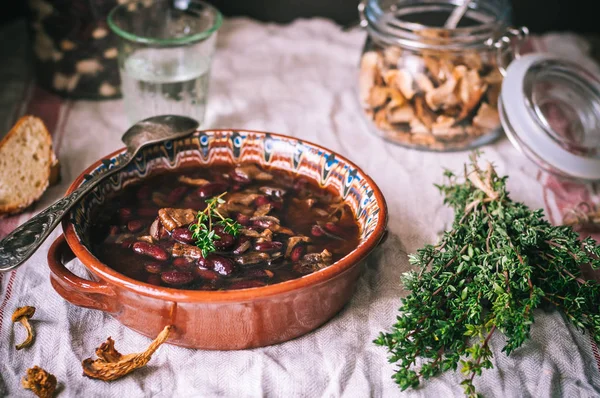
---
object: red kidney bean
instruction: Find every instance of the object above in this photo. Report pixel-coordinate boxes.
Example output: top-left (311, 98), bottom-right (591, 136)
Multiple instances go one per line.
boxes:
top-left (245, 269), bottom-right (274, 278)
top-left (127, 220), bottom-right (145, 233)
top-left (253, 219), bottom-right (275, 229)
top-left (197, 255), bottom-right (213, 270)
top-left (119, 208), bottom-right (133, 222)
top-left (270, 200), bottom-right (283, 211)
top-left (228, 280), bottom-right (267, 290)
top-left (207, 254), bottom-right (235, 276)
top-left (120, 239), bottom-right (135, 249)
top-left (161, 270), bottom-right (195, 286)
top-left (132, 242), bottom-right (168, 261)
top-left (311, 225), bottom-right (325, 237)
top-left (230, 171), bottom-right (251, 184)
top-left (172, 227), bottom-right (195, 244)
top-left (255, 241), bottom-right (283, 252)
top-left (212, 226), bottom-right (235, 249)
top-left (231, 184), bottom-right (244, 192)
top-left (236, 213), bottom-right (251, 226)
top-left (138, 207), bottom-right (160, 218)
top-left (253, 195), bottom-right (270, 207)
top-left (136, 185), bottom-right (151, 200)
top-left (324, 222), bottom-right (345, 236)
top-left (195, 267), bottom-right (220, 280)
top-left (196, 182), bottom-right (228, 199)
top-left (144, 262), bottom-right (164, 274)
top-left (167, 186), bottom-right (188, 204)
top-left (109, 225), bottom-right (120, 236)
top-left (290, 245), bottom-right (306, 262)
top-left (146, 274), bottom-right (162, 286)
top-left (183, 198), bottom-right (207, 211)
top-left (172, 257), bottom-right (193, 270)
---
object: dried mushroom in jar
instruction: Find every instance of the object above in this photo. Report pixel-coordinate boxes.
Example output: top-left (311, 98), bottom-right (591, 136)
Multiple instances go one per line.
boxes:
top-left (359, 45), bottom-right (502, 150)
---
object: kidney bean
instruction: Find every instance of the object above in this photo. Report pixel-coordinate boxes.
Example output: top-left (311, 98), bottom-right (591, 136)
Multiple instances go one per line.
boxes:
top-left (228, 280), bottom-right (267, 290)
top-left (231, 183), bottom-right (244, 192)
top-left (161, 270), bottom-right (195, 286)
top-left (146, 274), bottom-right (162, 286)
top-left (120, 239), bottom-right (135, 249)
top-left (245, 269), bottom-right (274, 278)
top-left (253, 219), bottom-right (275, 229)
top-left (127, 220), bottom-right (145, 233)
top-left (183, 198), bottom-right (207, 211)
top-left (136, 185), bottom-right (151, 200)
top-left (236, 213), bottom-right (251, 226)
top-left (311, 225), bottom-right (325, 237)
top-left (207, 254), bottom-right (235, 276)
top-left (144, 262), bottom-right (164, 274)
top-left (324, 222), bottom-right (345, 236)
top-left (172, 227), bottom-right (195, 244)
top-left (254, 195), bottom-right (270, 207)
top-left (132, 242), bottom-right (168, 261)
top-left (230, 171), bottom-right (251, 184)
top-left (167, 186), bottom-right (188, 204)
top-left (109, 225), bottom-right (120, 236)
top-left (172, 257), bottom-right (193, 270)
top-left (119, 208), bottom-right (133, 222)
top-left (197, 255), bottom-right (213, 270)
top-left (212, 225), bottom-right (235, 250)
top-left (290, 245), bottom-right (306, 262)
top-left (138, 207), bottom-right (160, 218)
top-left (255, 241), bottom-right (283, 252)
top-left (195, 267), bottom-right (220, 280)
top-left (196, 182), bottom-right (228, 199)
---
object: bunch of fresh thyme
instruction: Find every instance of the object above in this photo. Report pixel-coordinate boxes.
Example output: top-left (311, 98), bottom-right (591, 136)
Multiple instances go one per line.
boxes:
top-left (376, 155), bottom-right (600, 397)
top-left (189, 192), bottom-right (241, 257)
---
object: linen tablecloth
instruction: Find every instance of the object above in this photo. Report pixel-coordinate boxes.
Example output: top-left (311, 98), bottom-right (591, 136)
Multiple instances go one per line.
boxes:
top-left (1, 18), bottom-right (600, 397)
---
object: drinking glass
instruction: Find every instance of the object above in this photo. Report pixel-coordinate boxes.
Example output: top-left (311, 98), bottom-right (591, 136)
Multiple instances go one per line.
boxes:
top-left (108, 0), bottom-right (222, 124)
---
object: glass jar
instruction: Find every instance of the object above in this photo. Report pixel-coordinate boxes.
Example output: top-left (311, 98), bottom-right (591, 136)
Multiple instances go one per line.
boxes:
top-left (28, 0), bottom-right (121, 99)
top-left (357, 0), bottom-right (522, 151)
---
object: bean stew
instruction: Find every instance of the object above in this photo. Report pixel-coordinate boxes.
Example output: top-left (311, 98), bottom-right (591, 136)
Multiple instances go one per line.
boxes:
top-left (90, 164), bottom-right (360, 290)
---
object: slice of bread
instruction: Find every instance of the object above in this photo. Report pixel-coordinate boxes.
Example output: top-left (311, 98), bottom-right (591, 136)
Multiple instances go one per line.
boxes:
top-left (0, 115), bottom-right (59, 218)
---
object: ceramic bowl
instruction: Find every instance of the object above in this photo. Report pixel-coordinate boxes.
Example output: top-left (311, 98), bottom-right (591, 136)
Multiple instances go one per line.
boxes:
top-left (48, 130), bottom-right (388, 349)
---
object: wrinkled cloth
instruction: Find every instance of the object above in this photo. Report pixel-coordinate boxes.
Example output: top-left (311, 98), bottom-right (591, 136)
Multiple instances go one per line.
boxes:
top-left (1, 18), bottom-right (600, 398)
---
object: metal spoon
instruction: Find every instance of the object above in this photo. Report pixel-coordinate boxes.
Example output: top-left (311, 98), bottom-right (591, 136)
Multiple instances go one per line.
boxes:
top-left (444, 0), bottom-right (473, 30)
top-left (0, 115), bottom-right (199, 272)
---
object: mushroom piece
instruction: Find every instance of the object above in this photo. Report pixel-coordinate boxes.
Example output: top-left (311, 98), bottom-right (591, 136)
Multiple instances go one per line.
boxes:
top-left (359, 51), bottom-right (382, 105)
top-left (383, 46), bottom-right (402, 67)
top-left (82, 325), bottom-right (172, 381)
top-left (387, 105), bottom-right (415, 124)
top-left (414, 72), bottom-right (435, 93)
top-left (385, 69), bottom-right (415, 100)
top-left (233, 252), bottom-right (270, 266)
top-left (259, 186), bottom-right (287, 198)
top-left (414, 94), bottom-right (436, 130)
top-left (292, 249), bottom-right (333, 274)
top-left (234, 164), bottom-right (273, 181)
top-left (432, 116), bottom-right (465, 141)
top-left (227, 192), bottom-right (262, 206)
top-left (21, 366), bottom-right (57, 398)
top-left (254, 203), bottom-right (273, 217)
top-left (457, 69), bottom-right (488, 121)
top-left (374, 108), bottom-right (392, 130)
top-left (410, 118), bottom-right (430, 135)
top-left (285, 236), bottom-right (311, 258)
top-left (473, 103), bottom-right (501, 130)
top-left (158, 208), bottom-right (197, 232)
top-left (425, 77), bottom-right (458, 111)
top-left (367, 85), bottom-right (390, 109)
top-left (178, 175), bottom-right (210, 187)
top-left (12, 306), bottom-right (36, 350)
top-left (172, 242), bottom-right (203, 259)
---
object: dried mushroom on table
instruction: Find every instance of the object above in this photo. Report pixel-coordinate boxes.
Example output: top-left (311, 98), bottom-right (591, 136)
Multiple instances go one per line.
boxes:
top-left (359, 46), bottom-right (502, 150)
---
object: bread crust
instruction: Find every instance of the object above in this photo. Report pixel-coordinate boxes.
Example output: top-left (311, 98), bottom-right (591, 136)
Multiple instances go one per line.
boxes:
top-left (0, 115), bottom-right (56, 218)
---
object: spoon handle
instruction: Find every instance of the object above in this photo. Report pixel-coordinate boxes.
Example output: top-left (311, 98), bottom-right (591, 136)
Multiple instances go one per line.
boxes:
top-left (0, 159), bottom-right (128, 272)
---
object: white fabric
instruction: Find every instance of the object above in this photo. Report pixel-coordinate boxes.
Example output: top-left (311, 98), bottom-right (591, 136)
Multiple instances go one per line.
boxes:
top-left (1, 18), bottom-right (600, 397)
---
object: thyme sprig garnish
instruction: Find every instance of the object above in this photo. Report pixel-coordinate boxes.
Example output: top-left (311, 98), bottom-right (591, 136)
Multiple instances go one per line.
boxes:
top-left (376, 154), bottom-right (600, 397)
top-left (189, 192), bottom-right (241, 257)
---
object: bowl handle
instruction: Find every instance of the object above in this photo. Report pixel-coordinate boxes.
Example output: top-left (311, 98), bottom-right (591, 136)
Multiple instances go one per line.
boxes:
top-left (48, 235), bottom-right (119, 313)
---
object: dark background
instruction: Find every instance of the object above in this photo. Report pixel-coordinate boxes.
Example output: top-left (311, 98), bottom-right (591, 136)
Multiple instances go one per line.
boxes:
top-left (1, 0), bottom-right (599, 33)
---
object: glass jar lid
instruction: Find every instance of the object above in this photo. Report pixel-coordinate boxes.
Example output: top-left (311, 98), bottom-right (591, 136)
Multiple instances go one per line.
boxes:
top-left (500, 53), bottom-right (600, 181)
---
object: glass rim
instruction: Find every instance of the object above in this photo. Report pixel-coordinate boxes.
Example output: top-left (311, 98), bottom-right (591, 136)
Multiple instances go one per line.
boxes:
top-left (107, 0), bottom-right (223, 46)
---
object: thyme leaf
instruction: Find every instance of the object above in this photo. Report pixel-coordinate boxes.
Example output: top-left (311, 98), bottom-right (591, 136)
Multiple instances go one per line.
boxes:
top-left (188, 192), bottom-right (241, 257)
top-left (376, 154), bottom-right (600, 397)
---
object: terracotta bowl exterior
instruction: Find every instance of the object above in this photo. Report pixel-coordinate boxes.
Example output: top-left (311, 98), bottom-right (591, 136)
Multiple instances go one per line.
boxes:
top-left (48, 130), bottom-right (388, 350)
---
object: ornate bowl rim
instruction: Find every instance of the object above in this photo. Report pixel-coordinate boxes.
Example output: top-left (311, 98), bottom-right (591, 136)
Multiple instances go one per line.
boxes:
top-left (62, 129), bottom-right (388, 303)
